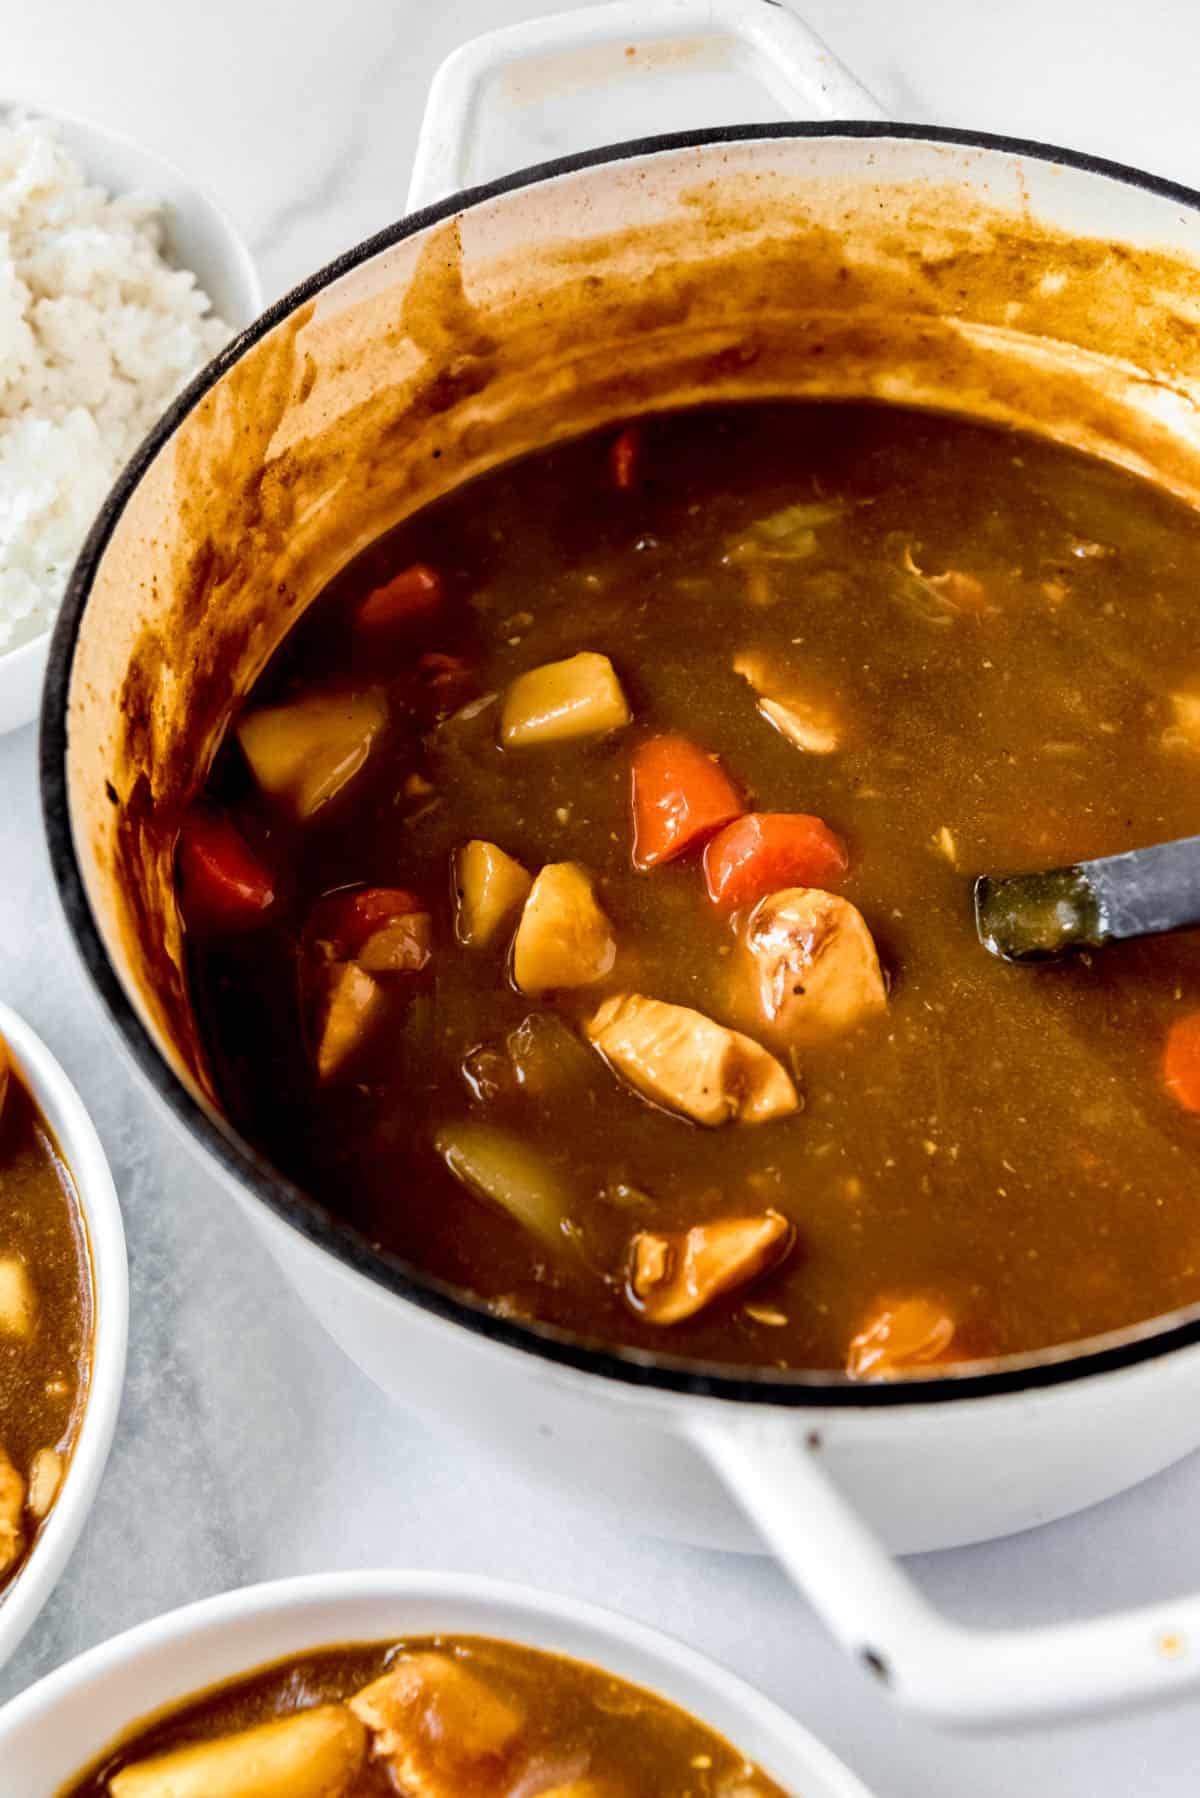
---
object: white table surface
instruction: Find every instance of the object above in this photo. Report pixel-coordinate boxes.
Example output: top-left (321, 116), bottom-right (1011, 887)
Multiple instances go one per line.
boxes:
top-left (5, 2), bottom-right (1200, 1791)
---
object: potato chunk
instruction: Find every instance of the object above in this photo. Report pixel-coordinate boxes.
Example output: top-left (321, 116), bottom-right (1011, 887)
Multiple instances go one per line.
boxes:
top-left (313, 963), bottom-right (383, 1080)
top-left (585, 994), bottom-right (797, 1126)
top-left (741, 888), bottom-right (886, 1045)
top-left (351, 1653), bottom-right (523, 1797)
top-left (435, 1122), bottom-right (569, 1247)
top-left (0, 1256), bottom-right (35, 1340)
top-left (237, 689), bottom-right (387, 819)
top-left (733, 651), bottom-right (841, 754)
top-left (110, 1705), bottom-right (367, 1798)
top-left (630, 1212), bottom-right (794, 1324)
top-left (27, 1448), bottom-right (63, 1519)
top-left (500, 652), bottom-right (630, 748)
top-left (0, 1443), bottom-right (24, 1578)
top-left (454, 840), bottom-right (532, 947)
top-left (512, 863), bottom-right (616, 994)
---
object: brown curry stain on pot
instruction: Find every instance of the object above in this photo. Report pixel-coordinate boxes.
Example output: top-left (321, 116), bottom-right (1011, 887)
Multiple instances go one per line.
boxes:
top-left (112, 300), bottom-right (315, 1086)
top-left (401, 217), bottom-right (498, 365)
top-left (86, 166), bottom-right (1200, 1096)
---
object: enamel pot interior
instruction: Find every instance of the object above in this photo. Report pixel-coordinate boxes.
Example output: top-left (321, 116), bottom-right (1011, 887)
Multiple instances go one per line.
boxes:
top-left (43, 125), bottom-right (1200, 1404)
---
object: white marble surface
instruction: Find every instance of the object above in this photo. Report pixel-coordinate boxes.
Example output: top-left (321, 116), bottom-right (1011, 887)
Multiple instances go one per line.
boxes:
top-left (5, 2), bottom-right (1200, 1792)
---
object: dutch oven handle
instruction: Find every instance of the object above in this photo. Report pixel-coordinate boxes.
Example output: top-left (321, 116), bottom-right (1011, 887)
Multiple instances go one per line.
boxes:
top-left (688, 1412), bottom-right (1200, 1728)
top-left (406, 0), bottom-right (883, 214)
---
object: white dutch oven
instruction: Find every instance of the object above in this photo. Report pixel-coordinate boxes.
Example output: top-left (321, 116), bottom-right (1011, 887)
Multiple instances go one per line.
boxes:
top-left (40, 0), bottom-right (1200, 1730)
top-left (0, 1570), bottom-right (874, 1794)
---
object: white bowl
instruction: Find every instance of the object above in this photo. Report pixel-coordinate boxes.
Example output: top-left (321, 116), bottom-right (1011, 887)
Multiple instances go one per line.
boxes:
top-left (0, 1001), bottom-right (127, 1670)
top-left (0, 102), bottom-right (263, 738)
top-left (0, 1570), bottom-right (873, 1794)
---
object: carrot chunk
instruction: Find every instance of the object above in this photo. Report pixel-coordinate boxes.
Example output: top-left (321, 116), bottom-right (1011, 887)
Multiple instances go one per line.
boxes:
top-left (178, 812), bottom-right (275, 929)
top-left (703, 812), bottom-right (848, 911)
top-left (631, 734), bottom-right (744, 870)
top-left (610, 425), bottom-right (641, 492)
top-left (355, 562), bottom-right (443, 631)
top-left (1164, 1011), bottom-right (1200, 1112)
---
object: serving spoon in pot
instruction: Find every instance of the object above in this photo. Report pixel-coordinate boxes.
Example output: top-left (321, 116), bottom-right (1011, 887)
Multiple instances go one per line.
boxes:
top-left (974, 834), bottom-right (1200, 963)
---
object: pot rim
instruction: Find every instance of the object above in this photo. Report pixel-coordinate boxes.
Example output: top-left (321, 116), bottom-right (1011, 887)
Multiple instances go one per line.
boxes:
top-left (41, 119), bottom-right (1200, 1411)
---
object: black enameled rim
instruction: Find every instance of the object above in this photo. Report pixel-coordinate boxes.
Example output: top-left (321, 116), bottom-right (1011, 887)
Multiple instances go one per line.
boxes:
top-left (40, 120), bottom-right (1200, 1409)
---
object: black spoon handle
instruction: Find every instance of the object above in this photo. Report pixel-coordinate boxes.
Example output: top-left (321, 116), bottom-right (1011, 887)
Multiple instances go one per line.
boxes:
top-left (975, 833), bottom-right (1200, 963)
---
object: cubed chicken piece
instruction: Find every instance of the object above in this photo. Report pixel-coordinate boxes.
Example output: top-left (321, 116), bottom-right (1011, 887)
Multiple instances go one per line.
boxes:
top-left (629, 1212), bottom-right (794, 1324)
top-left (237, 688), bottom-right (387, 819)
top-left (846, 1296), bottom-right (956, 1379)
top-left (356, 913), bottom-right (433, 975)
top-left (1164, 690), bottom-right (1200, 754)
top-left (26, 1448), bottom-right (63, 1520)
top-left (901, 547), bottom-right (990, 615)
top-left (313, 963), bottom-right (383, 1080)
top-left (0, 1257), bottom-right (35, 1340)
top-left (585, 994), bottom-right (797, 1126)
top-left (0, 1443), bottom-right (24, 1578)
top-left (350, 1653), bottom-right (523, 1798)
top-left (454, 840), bottom-right (533, 947)
top-left (733, 651), bottom-right (841, 754)
top-left (512, 863), bottom-right (616, 994)
top-left (110, 1705), bottom-right (367, 1798)
top-left (500, 652), bottom-right (630, 748)
top-left (740, 888), bottom-right (886, 1045)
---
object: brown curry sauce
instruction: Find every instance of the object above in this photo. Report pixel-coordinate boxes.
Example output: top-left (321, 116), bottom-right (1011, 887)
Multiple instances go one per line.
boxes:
top-left (185, 399), bottom-right (1200, 1374)
top-left (0, 1042), bottom-right (91, 1590)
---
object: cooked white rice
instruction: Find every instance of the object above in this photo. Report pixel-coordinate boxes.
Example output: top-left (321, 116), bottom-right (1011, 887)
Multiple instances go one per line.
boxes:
top-left (0, 115), bottom-right (230, 651)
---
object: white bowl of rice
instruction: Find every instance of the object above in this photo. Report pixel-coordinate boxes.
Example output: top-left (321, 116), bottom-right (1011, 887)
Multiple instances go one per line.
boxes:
top-left (0, 105), bottom-right (261, 736)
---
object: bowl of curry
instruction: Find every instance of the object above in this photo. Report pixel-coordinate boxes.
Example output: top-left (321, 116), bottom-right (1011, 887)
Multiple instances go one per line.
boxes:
top-left (0, 1001), bottom-right (126, 1669)
top-left (0, 1570), bottom-right (872, 1796)
top-left (39, 0), bottom-right (1200, 1728)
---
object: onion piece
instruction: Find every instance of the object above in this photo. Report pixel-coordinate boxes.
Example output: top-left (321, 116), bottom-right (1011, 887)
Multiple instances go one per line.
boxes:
top-left (435, 1122), bottom-right (570, 1248)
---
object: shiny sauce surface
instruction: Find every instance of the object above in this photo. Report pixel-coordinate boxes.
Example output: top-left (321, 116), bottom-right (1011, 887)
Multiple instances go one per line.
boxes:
top-left (0, 1049), bottom-right (91, 1592)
